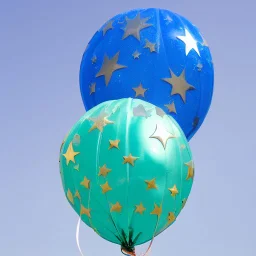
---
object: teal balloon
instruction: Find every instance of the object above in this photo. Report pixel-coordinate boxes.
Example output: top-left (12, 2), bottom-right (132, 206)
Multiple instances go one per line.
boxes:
top-left (59, 98), bottom-right (194, 251)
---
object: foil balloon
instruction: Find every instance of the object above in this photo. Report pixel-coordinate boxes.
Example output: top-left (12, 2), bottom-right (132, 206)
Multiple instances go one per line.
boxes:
top-left (79, 8), bottom-right (214, 140)
top-left (59, 98), bottom-right (194, 254)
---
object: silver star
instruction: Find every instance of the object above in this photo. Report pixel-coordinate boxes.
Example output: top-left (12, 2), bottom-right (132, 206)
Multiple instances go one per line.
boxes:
top-left (133, 104), bottom-right (152, 118)
top-left (103, 20), bottom-right (113, 36)
top-left (164, 15), bottom-right (173, 24)
top-left (155, 107), bottom-right (166, 118)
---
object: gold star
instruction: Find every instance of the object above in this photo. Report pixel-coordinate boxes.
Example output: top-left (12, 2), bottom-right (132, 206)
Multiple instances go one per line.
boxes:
top-left (80, 177), bottom-right (90, 189)
top-left (103, 20), bottom-right (113, 36)
top-left (169, 185), bottom-right (179, 197)
top-left (150, 124), bottom-right (175, 149)
top-left (62, 142), bottom-right (80, 165)
top-left (135, 203), bottom-right (146, 214)
top-left (99, 164), bottom-right (111, 177)
top-left (167, 212), bottom-right (176, 225)
top-left (109, 139), bottom-right (120, 149)
top-left (74, 164), bottom-right (79, 171)
top-left (101, 181), bottom-right (112, 194)
top-left (74, 190), bottom-right (81, 200)
top-left (67, 189), bottom-right (74, 205)
top-left (177, 28), bottom-right (200, 56)
top-left (132, 83), bottom-right (147, 97)
top-left (96, 52), bottom-right (126, 86)
top-left (182, 198), bottom-right (187, 209)
top-left (122, 13), bottom-right (152, 41)
top-left (162, 69), bottom-right (195, 103)
top-left (88, 111), bottom-right (113, 132)
top-left (89, 83), bottom-right (96, 95)
top-left (80, 205), bottom-right (91, 218)
top-left (144, 39), bottom-right (156, 52)
top-left (165, 102), bottom-right (177, 114)
top-left (111, 202), bottom-right (122, 212)
top-left (123, 153), bottom-right (139, 166)
top-left (151, 203), bottom-right (162, 217)
top-left (145, 178), bottom-right (157, 190)
top-left (91, 56), bottom-right (97, 64)
top-left (132, 50), bottom-right (141, 59)
top-left (185, 161), bottom-right (194, 180)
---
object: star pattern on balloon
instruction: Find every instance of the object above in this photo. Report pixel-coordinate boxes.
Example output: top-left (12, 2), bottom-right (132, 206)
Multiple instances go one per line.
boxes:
top-left (111, 202), bottom-right (122, 212)
top-left (155, 107), bottom-right (166, 118)
top-left (96, 52), bottom-right (127, 86)
top-left (167, 212), bottom-right (176, 225)
top-left (62, 142), bottom-right (80, 165)
top-left (197, 63), bottom-right (203, 71)
top-left (162, 68), bottom-right (195, 103)
top-left (145, 178), bottom-right (157, 190)
top-left (169, 185), bottom-right (179, 197)
top-left (103, 20), bottom-right (113, 36)
top-left (144, 39), bottom-right (156, 53)
top-left (99, 164), bottom-right (111, 177)
top-left (88, 110), bottom-right (114, 132)
top-left (151, 203), bottom-right (162, 217)
top-left (74, 190), bottom-right (81, 200)
top-left (101, 181), bottom-right (112, 194)
top-left (109, 139), bottom-right (120, 149)
top-left (122, 13), bottom-right (152, 41)
top-left (132, 50), bottom-right (141, 59)
top-left (164, 15), bottom-right (173, 24)
top-left (67, 189), bottom-right (74, 205)
top-left (177, 28), bottom-right (200, 56)
top-left (185, 161), bottom-right (194, 180)
top-left (133, 104), bottom-right (152, 118)
top-left (123, 153), bottom-right (139, 166)
top-left (81, 205), bottom-right (91, 218)
top-left (132, 83), bottom-right (148, 97)
top-left (135, 203), bottom-right (146, 214)
top-left (150, 124), bottom-right (175, 149)
top-left (165, 102), bottom-right (177, 114)
top-left (74, 164), bottom-right (79, 171)
top-left (80, 177), bottom-right (90, 189)
top-left (91, 56), bottom-right (97, 64)
top-left (89, 83), bottom-right (96, 95)
top-left (72, 134), bottom-right (80, 145)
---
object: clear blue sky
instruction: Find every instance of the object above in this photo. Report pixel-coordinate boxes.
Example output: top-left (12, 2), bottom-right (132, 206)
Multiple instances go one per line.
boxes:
top-left (0, 0), bottom-right (255, 255)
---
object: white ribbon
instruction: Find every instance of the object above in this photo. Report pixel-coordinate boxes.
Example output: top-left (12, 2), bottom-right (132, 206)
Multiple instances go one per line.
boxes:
top-left (76, 217), bottom-right (85, 256)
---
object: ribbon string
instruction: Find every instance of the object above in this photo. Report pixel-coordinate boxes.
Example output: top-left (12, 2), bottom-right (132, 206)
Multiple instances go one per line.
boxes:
top-left (76, 217), bottom-right (85, 256)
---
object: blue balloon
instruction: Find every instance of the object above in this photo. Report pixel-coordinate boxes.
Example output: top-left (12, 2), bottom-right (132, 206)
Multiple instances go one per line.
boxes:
top-left (80, 8), bottom-right (214, 140)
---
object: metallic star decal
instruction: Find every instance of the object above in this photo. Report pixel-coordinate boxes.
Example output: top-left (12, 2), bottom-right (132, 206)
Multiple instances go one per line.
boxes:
top-left (185, 161), bottom-right (194, 180)
top-left (155, 107), bottom-right (166, 117)
top-left (144, 39), bottom-right (156, 52)
top-left (197, 63), bottom-right (203, 71)
top-left (103, 20), bottom-right (113, 36)
top-left (133, 104), bottom-right (152, 118)
top-left (165, 15), bottom-right (173, 24)
top-left (88, 110), bottom-right (113, 132)
top-left (167, 212), bottom-right (176, 225)
top-left (150, 124), bottom-right (175, 149)
top-left (122, 13), bottom-right (152, 41)
top-left (99, 164), bottom-right (111, 177)
top-left (165, 102), bottom-right (177, 114)
top-left (132, 83), bottom-right (148, 97)
top-left (169, 185), bottom-right (179, 197)
top-left (62, 142), bottom-right (80, 165)
top-left (162, 68), bottom-right (195, 103)
top-left (80, 176), bottom-right (90, 189)
top-left (111, 202), bottom-right (122, 212)
top-left (74, 164), bottom-right (79, 171)
top-left (91, 55), bottom-right (97, 64)
top-left (80, 205), bottom-right (91, 218)
top-left (135, 203), bottom-right (146, 214)
top-left (193, 116), bottom-right (200, 127)
top-left (74, 190), bottom-right (81, 200)
top-left (132, 50), bottom-right (141, 59)
top-left (151, 203), bottom-right (162, 217)
top-left (145, 178), bottom-right (157, 190)
top-left (89, 83), bottom-right (96, 95)
top-left (123, 154), bottom-right (139, 166)
top-left (67, 189), bottom-right (74, 205)
top-left (177, 28), bottom-right (200, 56)
top-left (109, 139), bottom-right (120, 149)
top-left (96, 52), bottom-right (127, 86)
top-left (72, 134), bottom-right (80, 145)
top-left (101, 181), bottom-right (112, 194)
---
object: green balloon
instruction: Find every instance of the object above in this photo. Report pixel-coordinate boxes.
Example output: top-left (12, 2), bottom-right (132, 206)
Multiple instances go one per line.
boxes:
top-left (59, 98), bottom-right (194, 251)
